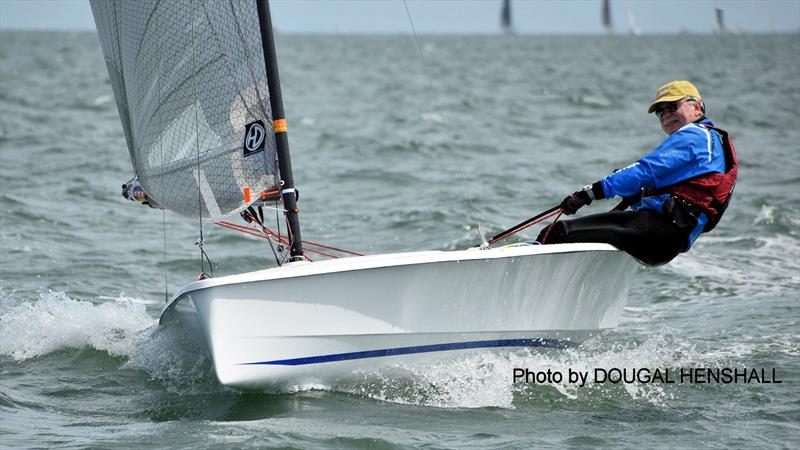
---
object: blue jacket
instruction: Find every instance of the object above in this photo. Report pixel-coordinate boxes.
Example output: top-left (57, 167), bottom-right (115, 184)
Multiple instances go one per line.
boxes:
top-left (599, 118), bottom-right (726, 249)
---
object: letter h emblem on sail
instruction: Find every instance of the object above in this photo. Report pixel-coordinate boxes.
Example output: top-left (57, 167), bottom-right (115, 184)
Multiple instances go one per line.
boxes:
top-left (243, 120), bottom-right (266, 157)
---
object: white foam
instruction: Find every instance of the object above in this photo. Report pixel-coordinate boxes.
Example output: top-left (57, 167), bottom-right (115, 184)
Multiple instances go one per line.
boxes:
top-left (753, 204), bottom-right (800, 227)
top-left (421, 111), bottom-right (445, 123)
top-left (122, 319), bottom-right (220, 393)
top-left (665, 233), bottom-right (799, 299)
top-left (0, 290), bottom-right (221, 392)
top-left (580, 94), bottom-right (612, 107)
top-left (96, 294), bottom-right (162, 305)
top-left (754, 204), bottom-right (778, 225)
top-left (0, 291), bottom-right (155, 360)
top-left (91, 94), bottom-right (112, 106)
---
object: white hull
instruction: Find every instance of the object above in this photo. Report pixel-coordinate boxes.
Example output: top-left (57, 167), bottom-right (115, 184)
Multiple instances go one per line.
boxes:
top-left (159, 243), bottom-right (638, 390)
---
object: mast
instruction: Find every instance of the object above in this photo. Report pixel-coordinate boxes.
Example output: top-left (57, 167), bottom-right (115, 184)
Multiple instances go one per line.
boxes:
top-left (256, 0), bottom-right (304, 261)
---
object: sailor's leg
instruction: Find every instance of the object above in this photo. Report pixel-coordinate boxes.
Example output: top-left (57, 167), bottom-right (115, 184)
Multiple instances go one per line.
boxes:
top-left (538, 211), bottom-right (686, 266)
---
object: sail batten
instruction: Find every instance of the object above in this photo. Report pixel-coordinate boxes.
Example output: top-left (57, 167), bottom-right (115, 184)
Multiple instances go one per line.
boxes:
top-left (92, 0), bottom-right (279, 219)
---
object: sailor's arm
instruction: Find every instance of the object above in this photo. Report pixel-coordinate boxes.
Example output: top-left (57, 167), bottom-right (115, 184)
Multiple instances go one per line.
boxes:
top-left (598, 128), bottom-right (706, 199)
top-left (561, 129), bottom-right (703, 214)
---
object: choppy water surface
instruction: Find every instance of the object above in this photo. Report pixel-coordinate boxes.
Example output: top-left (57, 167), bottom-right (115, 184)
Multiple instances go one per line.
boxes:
top-left (1, 30), bottom-right (798, 449)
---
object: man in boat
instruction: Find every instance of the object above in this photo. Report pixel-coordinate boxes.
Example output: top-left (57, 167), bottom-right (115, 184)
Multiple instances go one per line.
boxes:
top-left (121, 176), bottom-right (160, 209)
top-left (538, 80), bottom-right (737, 266)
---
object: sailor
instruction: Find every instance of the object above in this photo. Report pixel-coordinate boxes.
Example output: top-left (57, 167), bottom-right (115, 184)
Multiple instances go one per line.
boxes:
top-left (122, 176), bottom-right (160, 209)
top-left (538, 80), bottom-right (738, 266)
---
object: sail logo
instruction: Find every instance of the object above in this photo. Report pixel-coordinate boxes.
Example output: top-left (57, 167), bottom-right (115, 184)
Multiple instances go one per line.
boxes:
top-left (243, 120), bottom-right (266, 156)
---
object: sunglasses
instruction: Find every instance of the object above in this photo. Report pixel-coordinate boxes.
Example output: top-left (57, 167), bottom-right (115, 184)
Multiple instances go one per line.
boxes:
top-left (654, 98), bottom-right (696, 117)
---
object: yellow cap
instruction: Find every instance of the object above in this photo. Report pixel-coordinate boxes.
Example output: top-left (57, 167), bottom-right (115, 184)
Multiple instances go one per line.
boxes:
top-left (648, 80), bottom-right (702, 113)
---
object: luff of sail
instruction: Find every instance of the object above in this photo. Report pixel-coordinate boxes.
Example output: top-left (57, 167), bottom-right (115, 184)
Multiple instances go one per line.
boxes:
top-left (91, 0), bottom-right (279, 219)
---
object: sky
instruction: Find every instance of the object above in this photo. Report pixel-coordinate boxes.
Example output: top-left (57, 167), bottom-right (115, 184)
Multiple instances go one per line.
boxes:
top-left (0, 0), bottom-right (798, 35)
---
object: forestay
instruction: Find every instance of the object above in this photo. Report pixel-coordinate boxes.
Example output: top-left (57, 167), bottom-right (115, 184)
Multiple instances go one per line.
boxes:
top-left (91, 0), bottom-right (279, 219)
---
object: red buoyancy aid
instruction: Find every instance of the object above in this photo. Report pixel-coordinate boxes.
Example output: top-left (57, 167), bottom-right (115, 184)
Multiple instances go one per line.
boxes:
top-left (647, 125), bottom-right (738, 232)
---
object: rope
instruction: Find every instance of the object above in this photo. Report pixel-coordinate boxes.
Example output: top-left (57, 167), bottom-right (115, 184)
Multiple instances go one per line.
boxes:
top-left (488, 207), bottom-right (562, 244)
top-left (540, 209), bottom-right (564, 244)
top-left (241, 207), bottom-right (313, 264)
top-left (217, 220), bottom-right (352, 258)
top-left (215, 220), bottom-right (362, 259)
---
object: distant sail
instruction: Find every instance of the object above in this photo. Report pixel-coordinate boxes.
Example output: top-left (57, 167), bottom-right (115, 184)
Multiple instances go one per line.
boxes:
top-left (627, 7), bottom-right (640, 36)
top-left (91, 0), bottom-right (279, 219)
top-left (603, 0), bottom-right (613, 35)
top-left (714, 7), bottom-right (726, 34)
top-left (500, 0), bottom-right (513, 33)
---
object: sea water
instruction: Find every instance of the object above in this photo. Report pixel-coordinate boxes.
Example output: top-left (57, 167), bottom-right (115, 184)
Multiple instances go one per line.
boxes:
top-left (1, 31), bottom-right (798, 448)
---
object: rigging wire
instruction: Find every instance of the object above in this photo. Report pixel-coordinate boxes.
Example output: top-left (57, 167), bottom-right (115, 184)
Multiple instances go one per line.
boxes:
top-left (162, 209), bottom-right (169, 301)
top-left (263, 219), bottom-right (283, 265)
top-left (157, 4), bottom-right (169, 302)
top-left (273, 160), bottom-right (285, 264)
top-left (192, 0), bottom-right (210, 278)
top-left (242, 207), bottom-right (283, 266)
top-left (274, 160), bottom-right (283, 253)
top-left (280, 233), bottom-right (296, 264)
top-left (400, 0), bottom-right (487, 246)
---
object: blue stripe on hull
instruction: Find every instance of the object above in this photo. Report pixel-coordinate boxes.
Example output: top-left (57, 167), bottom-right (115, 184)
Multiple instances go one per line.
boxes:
top-left (241, 337), bottom-right (573, 366)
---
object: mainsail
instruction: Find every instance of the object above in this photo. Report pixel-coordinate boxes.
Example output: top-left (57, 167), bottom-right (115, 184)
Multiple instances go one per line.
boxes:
top-left (91, 0), bottom-right (279, 219)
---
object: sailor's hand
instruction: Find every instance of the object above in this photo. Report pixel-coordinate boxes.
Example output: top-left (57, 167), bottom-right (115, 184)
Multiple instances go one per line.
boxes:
top-left (122, 182), bottom-right (132, 200)
top-left (560, 190), bottom-right (592, 215)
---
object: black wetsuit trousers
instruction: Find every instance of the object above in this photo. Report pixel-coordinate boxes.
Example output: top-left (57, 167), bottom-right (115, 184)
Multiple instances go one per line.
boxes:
top-left (536, 210), bottom-right (688, 266)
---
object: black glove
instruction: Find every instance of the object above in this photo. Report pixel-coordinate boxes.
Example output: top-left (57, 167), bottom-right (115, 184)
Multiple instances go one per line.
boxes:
top-left (561, 182), bottom-right (605, 215)
top-left (560, 190), bottom-right (592, 215)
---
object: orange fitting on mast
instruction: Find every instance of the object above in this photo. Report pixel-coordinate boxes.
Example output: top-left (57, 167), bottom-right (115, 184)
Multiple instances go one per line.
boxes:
top-left (261, 189), bottom-right (279, 200)
top-left (273, 119), bottom-right (287, 133)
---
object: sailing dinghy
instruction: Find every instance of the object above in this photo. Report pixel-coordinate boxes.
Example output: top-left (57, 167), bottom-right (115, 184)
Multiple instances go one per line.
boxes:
top-left (91, 0), bottom-right (637, 390)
